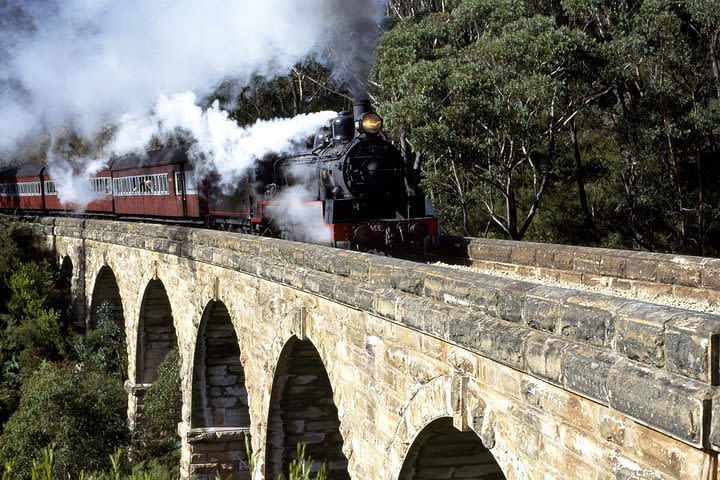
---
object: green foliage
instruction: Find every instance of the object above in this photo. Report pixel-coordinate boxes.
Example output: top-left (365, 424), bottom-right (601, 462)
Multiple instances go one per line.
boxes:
top-left (285, 443), bottom-right (327, 480)
top-left (1, 260), bottom-right (69, 377)
top-left (3, 445), bottom-right (176, 480)
top-left (378, 0), bottom-right (720, 254)
top-left (0, 362), bottom-right (128, 479)
top-left (0, 219), bottom-right (45, 306)
top-left (29, 444), bottom-right (54, 480)
top-left (130, 349), bottom-right (181, 474)
top-left (73, 302), bottom-right (127, 380)
top-left (376, 0), bottom-right (599, 239)
top-left (0, 220), bottom-right (71, 428)
top-left (143, 349), bottom-right (181, 438)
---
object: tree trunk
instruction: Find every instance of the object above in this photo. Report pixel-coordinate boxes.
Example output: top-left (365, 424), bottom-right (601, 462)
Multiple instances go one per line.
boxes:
top-left (570, 119), bottom-right (594, 231)
top-left (505, 171), bottom-right (519, 239)
top-left (400, 132), bottom-right (422, 196)
top-left (710, 38), bottom-right (720, 100)
top-left (696, 149), bottom-right (705, 255)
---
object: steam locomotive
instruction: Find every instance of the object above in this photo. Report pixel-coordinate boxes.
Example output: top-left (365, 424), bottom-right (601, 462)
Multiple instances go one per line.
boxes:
top-left (0, 100), bottom-right (438, 252)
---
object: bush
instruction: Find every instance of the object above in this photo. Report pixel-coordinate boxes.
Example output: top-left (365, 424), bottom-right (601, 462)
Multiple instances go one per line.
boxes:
top-left (130, 349), bottom-right (181, 473)
top-left (0, 219), bottom-right (44, 309)
top-left (2, 445), bottom-right (178, 480)
top-left (73, 302), bottom-right (127, 380)
top-left (2, 261), bottom-right (69, 366)
top-left (0, 362), bottom-right (128, 479)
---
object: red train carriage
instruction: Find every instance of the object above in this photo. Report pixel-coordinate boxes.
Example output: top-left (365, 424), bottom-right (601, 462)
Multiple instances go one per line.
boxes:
top-left (110, 147), bottom-right (207, 220)
top-left (0, 165), bottom-right (45, 211)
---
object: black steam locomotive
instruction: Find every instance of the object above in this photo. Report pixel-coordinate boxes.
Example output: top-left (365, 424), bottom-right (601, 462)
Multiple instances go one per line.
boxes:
top-left (0, 100), bottom-right (438, 252)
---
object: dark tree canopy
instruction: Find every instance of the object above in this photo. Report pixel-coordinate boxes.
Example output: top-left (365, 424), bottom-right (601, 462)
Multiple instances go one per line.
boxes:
top-left (375, 0), bottom-right (720, 254)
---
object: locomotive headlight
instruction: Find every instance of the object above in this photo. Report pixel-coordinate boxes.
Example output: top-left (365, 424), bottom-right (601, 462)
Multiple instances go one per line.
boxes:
top-left (360, 113), bottom-right (383, 135)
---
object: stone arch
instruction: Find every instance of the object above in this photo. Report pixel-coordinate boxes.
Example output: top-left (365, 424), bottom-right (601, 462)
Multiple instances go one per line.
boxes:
top-left (59, 255), bottom-right (73, 288)
top-left (191, 300), bottom-right (249, 428)
top-left (265, 336), bottom-right (349, 480)
top-left (186, 300), bottom-right (251, 479)
top-left (388, 375), bottom-right (518, 480)
top-left (88, 265), bottom-right (125, 331)
top-left (398, 417), bottom-right (506, 479)
top-left (136, 278), bottom-right (178, 384)
top-left (57, 255), bottom-right (75, 326)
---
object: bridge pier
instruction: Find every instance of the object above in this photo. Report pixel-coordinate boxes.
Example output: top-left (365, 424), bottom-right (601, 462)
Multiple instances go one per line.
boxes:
top-left (124, 381), bottom-right (149, 430)
top-left (179, 425), bottom-right (252, 480)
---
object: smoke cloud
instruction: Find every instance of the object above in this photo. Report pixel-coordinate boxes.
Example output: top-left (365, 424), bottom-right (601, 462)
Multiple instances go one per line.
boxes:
top-left (264, 185), bottom-right (333, 245)
top-left (0, 0), bottom-right (387, 156)
top-left (45, 154), bottom-right (106, 209)
top-left (111, 92), bottom-right (336, 189)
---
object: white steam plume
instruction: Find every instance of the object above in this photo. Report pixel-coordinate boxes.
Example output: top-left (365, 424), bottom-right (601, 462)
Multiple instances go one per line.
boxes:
top-left (0, 0), bottom-right (388, 153)
top-left (45, 154), bottom-right (107, 209)
top-left (264, 185), bottom-right (333, 245)
top-left (111, 92), bottom-right (336, 188)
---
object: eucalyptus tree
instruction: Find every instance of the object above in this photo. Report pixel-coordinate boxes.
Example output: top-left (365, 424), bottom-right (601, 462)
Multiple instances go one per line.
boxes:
top-left (375, 0), bottom-right (597, 239)
top-left (563, 0), bottom-right (720, 254)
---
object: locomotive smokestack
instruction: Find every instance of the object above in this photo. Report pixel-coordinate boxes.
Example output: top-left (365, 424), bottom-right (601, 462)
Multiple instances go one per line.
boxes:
top-left (353, 94), bottom-right (371, 123)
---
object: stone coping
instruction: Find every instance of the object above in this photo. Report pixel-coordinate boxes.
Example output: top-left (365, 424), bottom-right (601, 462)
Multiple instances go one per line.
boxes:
top-left (449, 236), bottom-right (720, 302)
top-left (44, 218), bottom-right (720, 449)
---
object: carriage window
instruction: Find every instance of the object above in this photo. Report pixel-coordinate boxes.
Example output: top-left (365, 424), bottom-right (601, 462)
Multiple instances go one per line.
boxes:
top-left (44, 181), bottom-right (57, 195)
top-left (112, 173), bottom-right (169, 196)
top-left (185, 171), bottom-right (197, 193)
top-left (16, 182), bottom-right (41, 197)
top-left (93, 177), bottom-right (111, 195)
top-left (174, 171), bottom-right (198, 195)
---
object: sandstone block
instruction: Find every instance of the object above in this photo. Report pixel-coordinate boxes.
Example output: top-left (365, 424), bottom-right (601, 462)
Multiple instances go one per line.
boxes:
top-left (451, 316), bottom-right (527, 370)
top-left (615, 302), bottom-right (680, 368)
top-left (395, 295), bottom-right (434, 332)
top-left (509, 244), bottom-right (537, 265)
top-left (624, 253), bottom-right (659, 281)
top-left (608, 359), bottom-right (713, 447)
top-left (657, 257), bottom-right (703, 287)
top-left (522, 285), bottom-right (570, 333)
top-left (463, 241), bottom-right (486, 263)
top-left (523, 332), bottom-right (569, 384)
top-left (550, 245), bottom-right (577, 270)
top-left (367, 257), bottom-right (406, 287)
top-left (560, 302), bottom-right (613, 347)
top-left (302, 271), bottom-right (334, 297)
top-left (418, 302), bottom-right (459, 339)
top-left (598, 251), bottom-right (627, 278)
top-left (561, 345), bottom-right (621, 403)
top-left (709, 393), bottom-right (720, 450)
top-left (702, 259), bottom-right (720, 290)
top-left (487, 242), bottom-right (513, 262)
top-left (665, 312), bottom-right (720, 384)
top-left (372, 288), bottom-right (398, 320)
top-left (572, 251), bottom-right (604, 275)
top-left (465, 277), bottom-right (504, 317)
top-left (332, 279), bottom-right (375, 311)
top-left (496, 280), bottom-right (535, 323)
top-left (535, 246), bottom-right (555, 268)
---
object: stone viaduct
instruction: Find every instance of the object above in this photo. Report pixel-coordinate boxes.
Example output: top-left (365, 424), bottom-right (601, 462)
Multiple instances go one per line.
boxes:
top-left (43, 217), bottom-right (720, 479)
